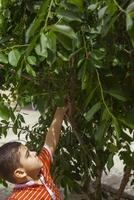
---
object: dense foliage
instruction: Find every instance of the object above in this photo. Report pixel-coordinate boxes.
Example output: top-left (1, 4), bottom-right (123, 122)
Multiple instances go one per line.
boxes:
top-left (0, 0), bottom-right (134, 199)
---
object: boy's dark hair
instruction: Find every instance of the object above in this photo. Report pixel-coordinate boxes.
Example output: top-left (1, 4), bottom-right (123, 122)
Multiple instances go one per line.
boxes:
top-left (0, 142), bottom-right (22, 183)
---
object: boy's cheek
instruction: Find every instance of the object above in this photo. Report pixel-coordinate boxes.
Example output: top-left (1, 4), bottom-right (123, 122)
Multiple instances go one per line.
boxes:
top-left (38, 159), bottom-right (43, 166)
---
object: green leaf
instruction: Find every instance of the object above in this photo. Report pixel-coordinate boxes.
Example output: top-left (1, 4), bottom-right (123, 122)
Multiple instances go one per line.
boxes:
top-left (108, 143), bottom-right (118, 153)
top-left (49, 24), bottom-right (77, 39)
top-left (0, 53), bottom-right (8, 64)
top-left (67, 0), bottom-right (84, 10)
top-left (105, 88), bottom-right (127, 102)
top-left (81, 62), bottom-right (87, 90)
top-left (84, 87), bottom-right (97, 109)
top-left (25, 0), bottom-right (51, 41)
top-left (126, 14), bottom-right (133, 31)
top-left (47, 49), bottom-right (56, 65)
top-left (102, 109), bottom-right (111, 121)
top-left (8, 49), bottom-right (21, 67)
top-left (57, 52), bottom-right (69, 61)
top-left (126, 2), bottom-right (134, 14)
top-left (95, 121), bottom-right (110, 147)
top-left (92, 49), bottom-right (106, 61)
top-left (84, 102), bottom-right (101, 121)
top-left (113, 118), bottom-right (121, 139)
top-left (26, 64), bottom-right (36, 77)
top-left (34, 33), bottom-right (48, 57)
top-left (119, 110), bottom-right (134, 129)
top-left (82, 73), bottom-right (89, 90)
top-left (119, 151), bottom-right (133, 167)
top-left (101, 15), bottom-right (117, 37)
top-left (0, 102), bottom-right (10, 120)
top-left (10, 109), bottom-right (16, 122)
top-left (35, 43), bottom-right (47, 57)
top-left (119, 118), bottom-right (134, 129)
top-left (121, 131), bottom-right (133, 143)
top-left (56, 33), bottom-right (73, 50)
top-left (129, 11), bottom-right (134, 18)
top-left (13, 120), bottom-right (18, 135)
top-left (18, 114), bottom-right (25, 123)
top-left (57, 9), bottom-right (81, 22)
top-left (107, 1), bottom-right (117, 15)
top-left (126, 2), bottom-right (134, 47)
top-left (126, 14), bottom-right (133, 30)
top-left (107, 154), bottom-right (114, 171)
top-left (78, 60), bottom-right (90, 90)
top-left (126, 110), bottom-right (134, 124)
top-left (47, 31), bottom-right (56, 53)
top-left (40, 33), bottom-right (48, 53)
top-left (25, 19), bottom-right (36, 42)
top-left (27, 56), bottom-right (37, 65)
top-left (88, 3), bottom-right (98, 12)
top-left (16, 66), bottom-right (23, 79)
top-left (98, 6), bottom-right (107, 19)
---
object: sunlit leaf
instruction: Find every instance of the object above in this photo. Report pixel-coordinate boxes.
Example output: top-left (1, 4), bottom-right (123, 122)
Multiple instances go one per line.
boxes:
top-left (40, 33), bottom-right (48, 53)
top-left (26, 64), bottom-right (36, 77)
top-left (98, 6), bottom-right (107, 19)
top-left (126, 2), bottom-right (134, 13)
top-left (88, 3), bottom-right (98, 12)
top-left (49, 24), bottom-right (77, 39)
top-left (47, 31), bottom-right (56, 53)
top-left (126, 14), bottom-right (133, 31)
top-left (57, 9), bottom-right (81, 22)
top-left (27, 56), bottom-right (37, 65)
top-left (113, 118), bottom-right (121, 139)
top-left (0, 53), bottom-right (8, 64)
top-left (35, 43), bottom-right (47, 57)
top-left (8, 49), bottom-right (21, 67)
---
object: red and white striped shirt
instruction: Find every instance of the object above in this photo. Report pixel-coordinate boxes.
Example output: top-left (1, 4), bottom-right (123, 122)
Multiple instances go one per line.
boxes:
top-left (7, 146), bottom-right (61, 200)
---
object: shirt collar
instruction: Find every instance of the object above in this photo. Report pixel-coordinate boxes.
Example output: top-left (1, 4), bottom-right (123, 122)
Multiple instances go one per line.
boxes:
top-left (15, 171), bottom-right (43, 189)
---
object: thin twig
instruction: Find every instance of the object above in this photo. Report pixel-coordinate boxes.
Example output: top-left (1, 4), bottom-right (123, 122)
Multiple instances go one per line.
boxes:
top-left (96, 69), bottom-right (115, 120)
top-left (113, 0), bottom-right (126, 13)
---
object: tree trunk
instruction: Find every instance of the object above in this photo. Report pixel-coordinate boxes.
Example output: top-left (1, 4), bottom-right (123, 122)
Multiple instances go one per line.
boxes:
top-left (82, 178), bottom-right (93, 199)
top-left (116, 167), bottom-right (131, 199)
top-left (94, 169), bottom-right (103, 200)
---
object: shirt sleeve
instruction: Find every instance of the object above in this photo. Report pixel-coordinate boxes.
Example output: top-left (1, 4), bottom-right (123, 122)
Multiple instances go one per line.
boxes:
top-left (38, 145), bottom-right (53, 170)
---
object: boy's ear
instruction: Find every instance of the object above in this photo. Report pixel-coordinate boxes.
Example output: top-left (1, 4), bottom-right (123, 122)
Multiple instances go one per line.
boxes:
top-left (14, 168), bottom-right (27, 179)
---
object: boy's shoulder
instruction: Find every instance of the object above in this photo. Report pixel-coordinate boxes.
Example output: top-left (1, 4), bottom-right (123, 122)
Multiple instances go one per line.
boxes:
top-left (7, 185), bottom-right (45, 200)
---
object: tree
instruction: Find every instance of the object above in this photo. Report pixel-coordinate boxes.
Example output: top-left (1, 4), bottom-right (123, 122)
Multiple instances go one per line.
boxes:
top-left (0, 0), bottom-right (134, 199)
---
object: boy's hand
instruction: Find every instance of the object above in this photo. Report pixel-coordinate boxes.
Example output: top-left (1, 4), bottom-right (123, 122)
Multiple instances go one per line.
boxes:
top-left (63, 96), bottom-right (71, 116)
top-left (56, 96), bottom-right (71, 116)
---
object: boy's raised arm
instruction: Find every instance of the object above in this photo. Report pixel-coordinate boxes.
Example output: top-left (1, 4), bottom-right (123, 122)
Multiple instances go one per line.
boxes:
top-left (44, 98), bottom-right (70, 155)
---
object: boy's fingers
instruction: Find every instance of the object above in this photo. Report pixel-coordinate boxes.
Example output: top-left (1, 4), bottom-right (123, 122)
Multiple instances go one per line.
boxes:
top-left (68, 104), bottom-right (72, 116)
top-left (63, 95), bottom-right (72, 117)
top-left (64, 96), bottom-right (70, 105)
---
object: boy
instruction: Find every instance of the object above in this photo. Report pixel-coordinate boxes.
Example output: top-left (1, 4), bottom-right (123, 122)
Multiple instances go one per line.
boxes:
top-left (0, 99), bottom-right (71, 200)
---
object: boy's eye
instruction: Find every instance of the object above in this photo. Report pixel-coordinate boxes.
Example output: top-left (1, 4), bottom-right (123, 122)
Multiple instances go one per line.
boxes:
top-left (26, 150), bottom-right (30, 158)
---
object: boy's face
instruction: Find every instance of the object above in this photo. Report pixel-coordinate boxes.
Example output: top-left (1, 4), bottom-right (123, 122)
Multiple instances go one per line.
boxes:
top-left (19, 145), bottom-right (43, 176)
